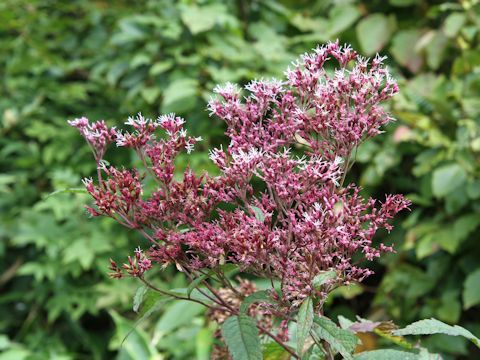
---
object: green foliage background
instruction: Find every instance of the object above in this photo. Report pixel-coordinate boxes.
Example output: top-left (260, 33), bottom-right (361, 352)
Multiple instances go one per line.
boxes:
top-left (1, 0), bottom-right (479, 359)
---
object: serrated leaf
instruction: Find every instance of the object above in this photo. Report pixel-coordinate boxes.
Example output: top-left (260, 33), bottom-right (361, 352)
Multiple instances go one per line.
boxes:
top-left (312, 270), bottom-right (337, 289)
top-left (313, 316), bottom-right (358, 359)
top-left (221, 315), bottom-right (262, 360)
top-left (240, 290), bottom-right (275, 314)
top-left (297, 297), bottom-right (314, 356)
top-left (463, 269), bottom-right (480, 309)
top-left (354, 349), bottom-right (420, 360)
top-left (393, 318), bottom-right (480, 348)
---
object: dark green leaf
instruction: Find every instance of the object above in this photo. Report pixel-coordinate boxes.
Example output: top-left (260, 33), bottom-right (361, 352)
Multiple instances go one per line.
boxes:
top-left (240, 290), bottom-right (275, 314)
top-left (313, 316), bottom-right (358, 359)
top-left (221, 315), bottom-right (262, 360)
top-left (463, 269), bottom-right (480, 309)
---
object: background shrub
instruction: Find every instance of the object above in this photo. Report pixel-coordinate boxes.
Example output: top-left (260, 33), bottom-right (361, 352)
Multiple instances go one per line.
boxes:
top-left (1, 0), bottom-right (479, 359)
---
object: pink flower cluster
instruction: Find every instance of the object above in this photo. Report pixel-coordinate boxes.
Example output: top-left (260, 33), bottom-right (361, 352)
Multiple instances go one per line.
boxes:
top-left (71, 42), bottom-right (409, 307)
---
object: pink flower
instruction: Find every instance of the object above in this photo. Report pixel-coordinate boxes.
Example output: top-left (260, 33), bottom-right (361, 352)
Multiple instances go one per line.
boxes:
top-left (72, 42), bottom-right (410, 309)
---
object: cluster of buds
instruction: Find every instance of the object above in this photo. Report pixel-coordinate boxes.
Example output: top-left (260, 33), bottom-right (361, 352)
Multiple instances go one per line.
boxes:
top-left (108, 247), bottom-right (152, 279)
top-left (71, 41), bottom-right (409, 314)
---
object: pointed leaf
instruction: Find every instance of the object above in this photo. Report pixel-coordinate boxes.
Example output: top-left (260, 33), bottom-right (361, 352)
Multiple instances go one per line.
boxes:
top-left (463, 269), bottom-right (480, 309)
top-left (297, 297), bottom-right (314, 356)
top-left (393, 318), bottom-right (480, 348)
top-left (354, 349), bottom-right (419, 360)
top-left (133, 285), bottom-right (147, 313)
top-left (312, 270), bottom-right (337, 289)
top-left (187, 274), bottom-right (208, 296)
top-left (221, 315), bottom-right (262, 360)
top-left (240, 290), bottom-right (275, 314)
top-left (44, 187), bottom-right (87, 199)
top-left (313, 316), bottom-right (358, 360)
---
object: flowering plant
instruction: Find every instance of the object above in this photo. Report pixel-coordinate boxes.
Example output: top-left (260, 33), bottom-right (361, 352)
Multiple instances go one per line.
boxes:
top-left (70, 42), bottom-right (477, 359)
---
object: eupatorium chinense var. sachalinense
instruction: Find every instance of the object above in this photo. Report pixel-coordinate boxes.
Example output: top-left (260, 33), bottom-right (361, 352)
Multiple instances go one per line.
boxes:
top-left (70, 42), bottom-right (410, 315)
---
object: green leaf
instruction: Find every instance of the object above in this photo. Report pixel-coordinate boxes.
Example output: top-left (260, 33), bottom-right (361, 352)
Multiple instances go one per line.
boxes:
top-left (356, 14), bottom-right (392, 55)
top-left (313, 316), bottom-right (358, 359)
top-left (221, 315), bottom-right (262, 360)
top-left (391, 30), bottom-right (423, 73)
top-left (110, 310), bottom-right (159, 360)
top-left (263, 342), bottom-right (291, 360)
top-left (425, 31), bottom-right (448, 70)
top-left (187, 274), bottom-right (208, 296)
top-left (393, 318), bottom-right (480, 348)
top-left (389, 0), bottom-right (420, 6)
top-left (240, 290), bottom-right (275, 314)
top-left (312, 270), bottom-right (337, 289)
top-left (431, 164), bottom-right (467, 198)
top-left (133, 285), bottom-right (147, 313)
top-left (463, 269), bottom-right (480, 309)
top-left (354, 349), bottom-right (419, 360)
top-left (443, 13), bottom-right (466, 38)
top-left (251, 206), bottom-right (265, 222)
top-left (162, 78), bottom-right (198, 114)
top-left (181, 4), bottom-right (225, 34)
top-left (155, 300), bottom-right (204, 334)
top-left (196, 327), bottom-right (214, 360)
top-left (328, 5), bottom-right (360, 36)
top-left (137, 290), bottom-right (170, 319)
top-left (141, 87), bottom-right (161, 104)
top-left (44, 187), bottom-right (87, 199)
top-left (297, 297), bottom-right (314, 356)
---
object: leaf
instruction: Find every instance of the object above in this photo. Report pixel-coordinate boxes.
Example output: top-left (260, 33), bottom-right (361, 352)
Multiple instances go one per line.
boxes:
top-left (328, 5), bottom-right (360, 36)
top-left (162, 78), bottom-right (198, 114)
top-left (154, 300), bottom-right (204, 334)
top-left (313, 316), bottom-right (358, 359)
top-left (44, 187), bottom-right (87, 199)
top-left (196, 327), bottom-right (214, 360)
top-left (424, 31), bottom-right (448, 70)
top-left (133, 285), bottom-right (147, 313)
top-left (431, 164), bottom-right (467, 198)
top-left (354, 349), bottom-right (420, 360)
top-left (140, 87), bottom-right (160, 104)
top-left (181, 4), bottom-right (225, 34)
top-left (263, 342), bottom-right (291, 360)
top-left (251, 206), bottom-right (265, 222)
top-left (221, 315), bottom-right (262, 360)
top-left (393, 318), bottom-right (480, 348)
top-left (356, 14), bottom-right (393, 55)
top-left (443, 13), bottom-right (466, 38)
top-left (391, 30), bottom-right (423, 73)
top-left (137, 290), bottom-right (169, 319)
top-left (240, 290), bottom-right (275, 314)
top-left (297, 297), bottom-right (314, 356)
top-left (110, 310), bottom-right (159, 360)
top-left (187, 274), bottom-right (208, 296)
top-left (463, 269), bottom-right (480, 309)
top-left (312, 270), bottom-right (337, 289)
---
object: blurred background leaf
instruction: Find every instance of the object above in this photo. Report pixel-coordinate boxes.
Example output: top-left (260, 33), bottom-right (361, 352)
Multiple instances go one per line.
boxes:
top-left (1, 0), bottom-right (479, 359)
